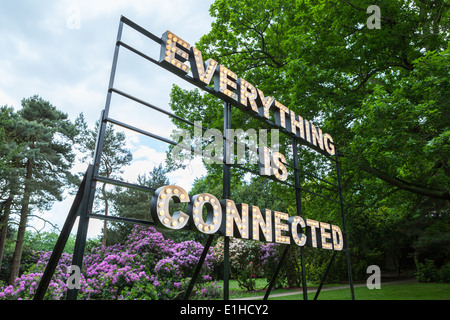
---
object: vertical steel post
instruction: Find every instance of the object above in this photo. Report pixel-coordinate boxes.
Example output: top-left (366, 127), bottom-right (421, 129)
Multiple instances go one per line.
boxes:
top-left (66, 18), bottom-right (125, 300)
top-left (222, 101), bottom-right (232, 300)
top-left (335, 151), bottom-right (355, 300)
top-left (292, 138), bottom-right (308, 300)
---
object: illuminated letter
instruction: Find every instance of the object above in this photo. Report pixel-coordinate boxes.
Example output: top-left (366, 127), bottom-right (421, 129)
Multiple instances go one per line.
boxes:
top-left (160, 31), bottom-right (190, 75)
top-left (215, 65), bottom-right (238, 101)
top-left (290, 111), bottom-right (305, 139)
top-left (323, 133), bottom-right (335, 155)
top-left (273, 101), bottom-right (290, 129)
top-left (332, 225), bottom-right (343, 251)
top-left (274, 211), bottom-right (290, 244)
top-left (250, 206), bottom-right (272, 242)
top-left (188, 193), bottom-right (222, 234)
top-left (306, 219), bottom-right (320, 248)
top-left (259, 146), bottom-right (271, 176)
top-left (271, 151), bottom-right (288, 181)
top-left (311, 123), bottom-right (324, 150)
top-left (151, 185), bottom-right (190, 230)
top-left (256, 89), bottom-right (275, 119)
top-left (189, 47), bottom-right (218, 86)
top-left (304, 119), bottom-right (311, 143)
top-left (222, 200), bottom-right (249, 239)
top-left (239, 78), bottom-right (258, 113)
top-left (289, 216), bottom-right (307, 247)
top-left (320, 222), bottom-right (333, 250)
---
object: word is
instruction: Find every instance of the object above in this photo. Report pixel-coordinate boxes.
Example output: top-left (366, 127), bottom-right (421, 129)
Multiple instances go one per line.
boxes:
top-left (172, 123), bottom-right (287, 180)
top-left (151, 185), bottom-right (344, 251)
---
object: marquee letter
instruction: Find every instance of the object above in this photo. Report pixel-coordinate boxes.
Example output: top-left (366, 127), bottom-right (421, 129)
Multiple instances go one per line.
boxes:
top-left (188, 193), bottom-right (222, 234)
top-left (222, 200), bottom-right (249, 239)
top-left (289, 216), bottom-right (307, 247)
top-left (332, 225), bottom-right (344, 251)
top-left (151, 185), bottom-right (190, 230)
top-left (259, 146), bottom-right (271, 176)
top-left (306, 219), bottom-right (320, 247)
top-left (271, 151), bottom-right (288, 181)
top-left (273, 101), bottom-right (290, 129)
top-left (323, 133), bottom-right (335, 155)
top-left (274, 211), bottom-right (290, 244)
top-left (189, 47), bottom-right (218, 86)
top-left (239, 78), bottom-right (258, 113)
top-left (256, 89), bottom-right (275, 119)
top-left (320, 222), bottom-right (333, 250)
top-left (290, 110), bottom-right (305, 140)
top-left (160, 31), bottom-right (190, 75)
top-left (250, 206), bottom-right (272, 242)
top-left (311, 123), bottom-right (324, 150)
top-left (215, 65), bottom-right (238, 102)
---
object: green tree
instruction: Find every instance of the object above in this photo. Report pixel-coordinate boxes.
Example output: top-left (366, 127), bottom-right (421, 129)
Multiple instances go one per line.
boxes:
top-left (75, 114), bottom-right (132, 245)
top-left (8, 96), bottom-right (78, 284)
top-left (168, 0), bottom-right (449, 277)
top-left (107, 164), bottom-right (170, 244)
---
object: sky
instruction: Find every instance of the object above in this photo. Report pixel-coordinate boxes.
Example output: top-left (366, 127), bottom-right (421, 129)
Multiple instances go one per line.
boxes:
top-left (0, 0), bottom-right (215, 238)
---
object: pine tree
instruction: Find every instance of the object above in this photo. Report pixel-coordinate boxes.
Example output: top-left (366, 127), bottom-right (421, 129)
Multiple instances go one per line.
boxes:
top-left (8, 96), bottom-right (78, 284)
top-left (75, 113), bottom-right (132, 245)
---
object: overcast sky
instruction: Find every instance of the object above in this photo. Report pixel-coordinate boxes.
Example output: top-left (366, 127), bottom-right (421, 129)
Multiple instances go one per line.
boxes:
top-left (0, 0), bottom-right (215, 237)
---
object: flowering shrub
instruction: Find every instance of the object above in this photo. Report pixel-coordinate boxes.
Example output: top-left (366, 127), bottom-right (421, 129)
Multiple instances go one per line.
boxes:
top-left (0, 226), bottom-right (219, 300)
top-left (213, 237), bottom-right (263, 290)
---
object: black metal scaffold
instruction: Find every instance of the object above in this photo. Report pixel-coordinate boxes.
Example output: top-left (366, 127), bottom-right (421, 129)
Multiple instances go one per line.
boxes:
top-left (34, 16), bottom-right (354, 301)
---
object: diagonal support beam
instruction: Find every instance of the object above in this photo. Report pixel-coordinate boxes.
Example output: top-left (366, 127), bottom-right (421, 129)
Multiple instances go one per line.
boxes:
top-left (33, 166), bottom-right (92, 300)
top-left (263, 245), bottom-right (289, 300)
top-left (184, 235), bottom-right (214, 300)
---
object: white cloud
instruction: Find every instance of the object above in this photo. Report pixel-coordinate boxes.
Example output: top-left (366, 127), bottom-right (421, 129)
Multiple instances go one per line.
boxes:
top-left (0, 0), bottom-right (214, 239)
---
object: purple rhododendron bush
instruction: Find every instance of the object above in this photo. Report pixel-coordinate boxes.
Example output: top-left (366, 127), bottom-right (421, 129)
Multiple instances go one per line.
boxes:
top-left (0, 226), bottom-right (220, 300)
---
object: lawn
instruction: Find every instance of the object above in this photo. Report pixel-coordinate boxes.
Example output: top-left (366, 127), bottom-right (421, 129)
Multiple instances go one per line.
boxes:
top-left (267, 282), bottom-right (450, 300)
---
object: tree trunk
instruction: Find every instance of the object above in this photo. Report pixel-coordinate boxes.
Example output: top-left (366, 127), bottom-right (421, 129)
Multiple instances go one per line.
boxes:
top-left (0, 195), bottom-right (13, 270)
top-left (9, 159), bottom-right (32, 285)
top-left (102, 182), bottom-right (108, 247)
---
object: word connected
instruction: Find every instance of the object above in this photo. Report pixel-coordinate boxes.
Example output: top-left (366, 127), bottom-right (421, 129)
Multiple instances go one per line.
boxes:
top-left (159, 30), bottom-right (335, 156)
top-left (151, 185), bottom-right (344, 251)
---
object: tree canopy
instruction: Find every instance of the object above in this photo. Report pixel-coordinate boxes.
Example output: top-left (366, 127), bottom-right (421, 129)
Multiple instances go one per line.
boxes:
top-left (167, 0), bottom-right (449, 275)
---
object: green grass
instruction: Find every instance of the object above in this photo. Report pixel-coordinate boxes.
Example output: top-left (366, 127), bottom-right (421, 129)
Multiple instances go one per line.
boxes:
top-left (268, 282), bottom-right (450, 300)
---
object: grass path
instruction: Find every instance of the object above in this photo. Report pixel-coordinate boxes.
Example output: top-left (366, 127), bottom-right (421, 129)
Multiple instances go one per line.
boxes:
top-left (232, 280), bottom-right (450, 300)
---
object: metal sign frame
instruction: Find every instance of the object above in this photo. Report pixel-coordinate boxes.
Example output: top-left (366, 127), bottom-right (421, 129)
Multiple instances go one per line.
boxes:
top-left (34, 16), bottom-right (354, 300)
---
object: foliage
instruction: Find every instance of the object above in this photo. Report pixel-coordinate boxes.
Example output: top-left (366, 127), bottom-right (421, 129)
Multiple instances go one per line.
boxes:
top-left (0, 226), bottom-right (220, 300)
top-left (414, 257), bottom-right (450, 283)
top-left (171, 0), bottom-right (450, 282)
top-left (213, 237), bottom-right (263, 291)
